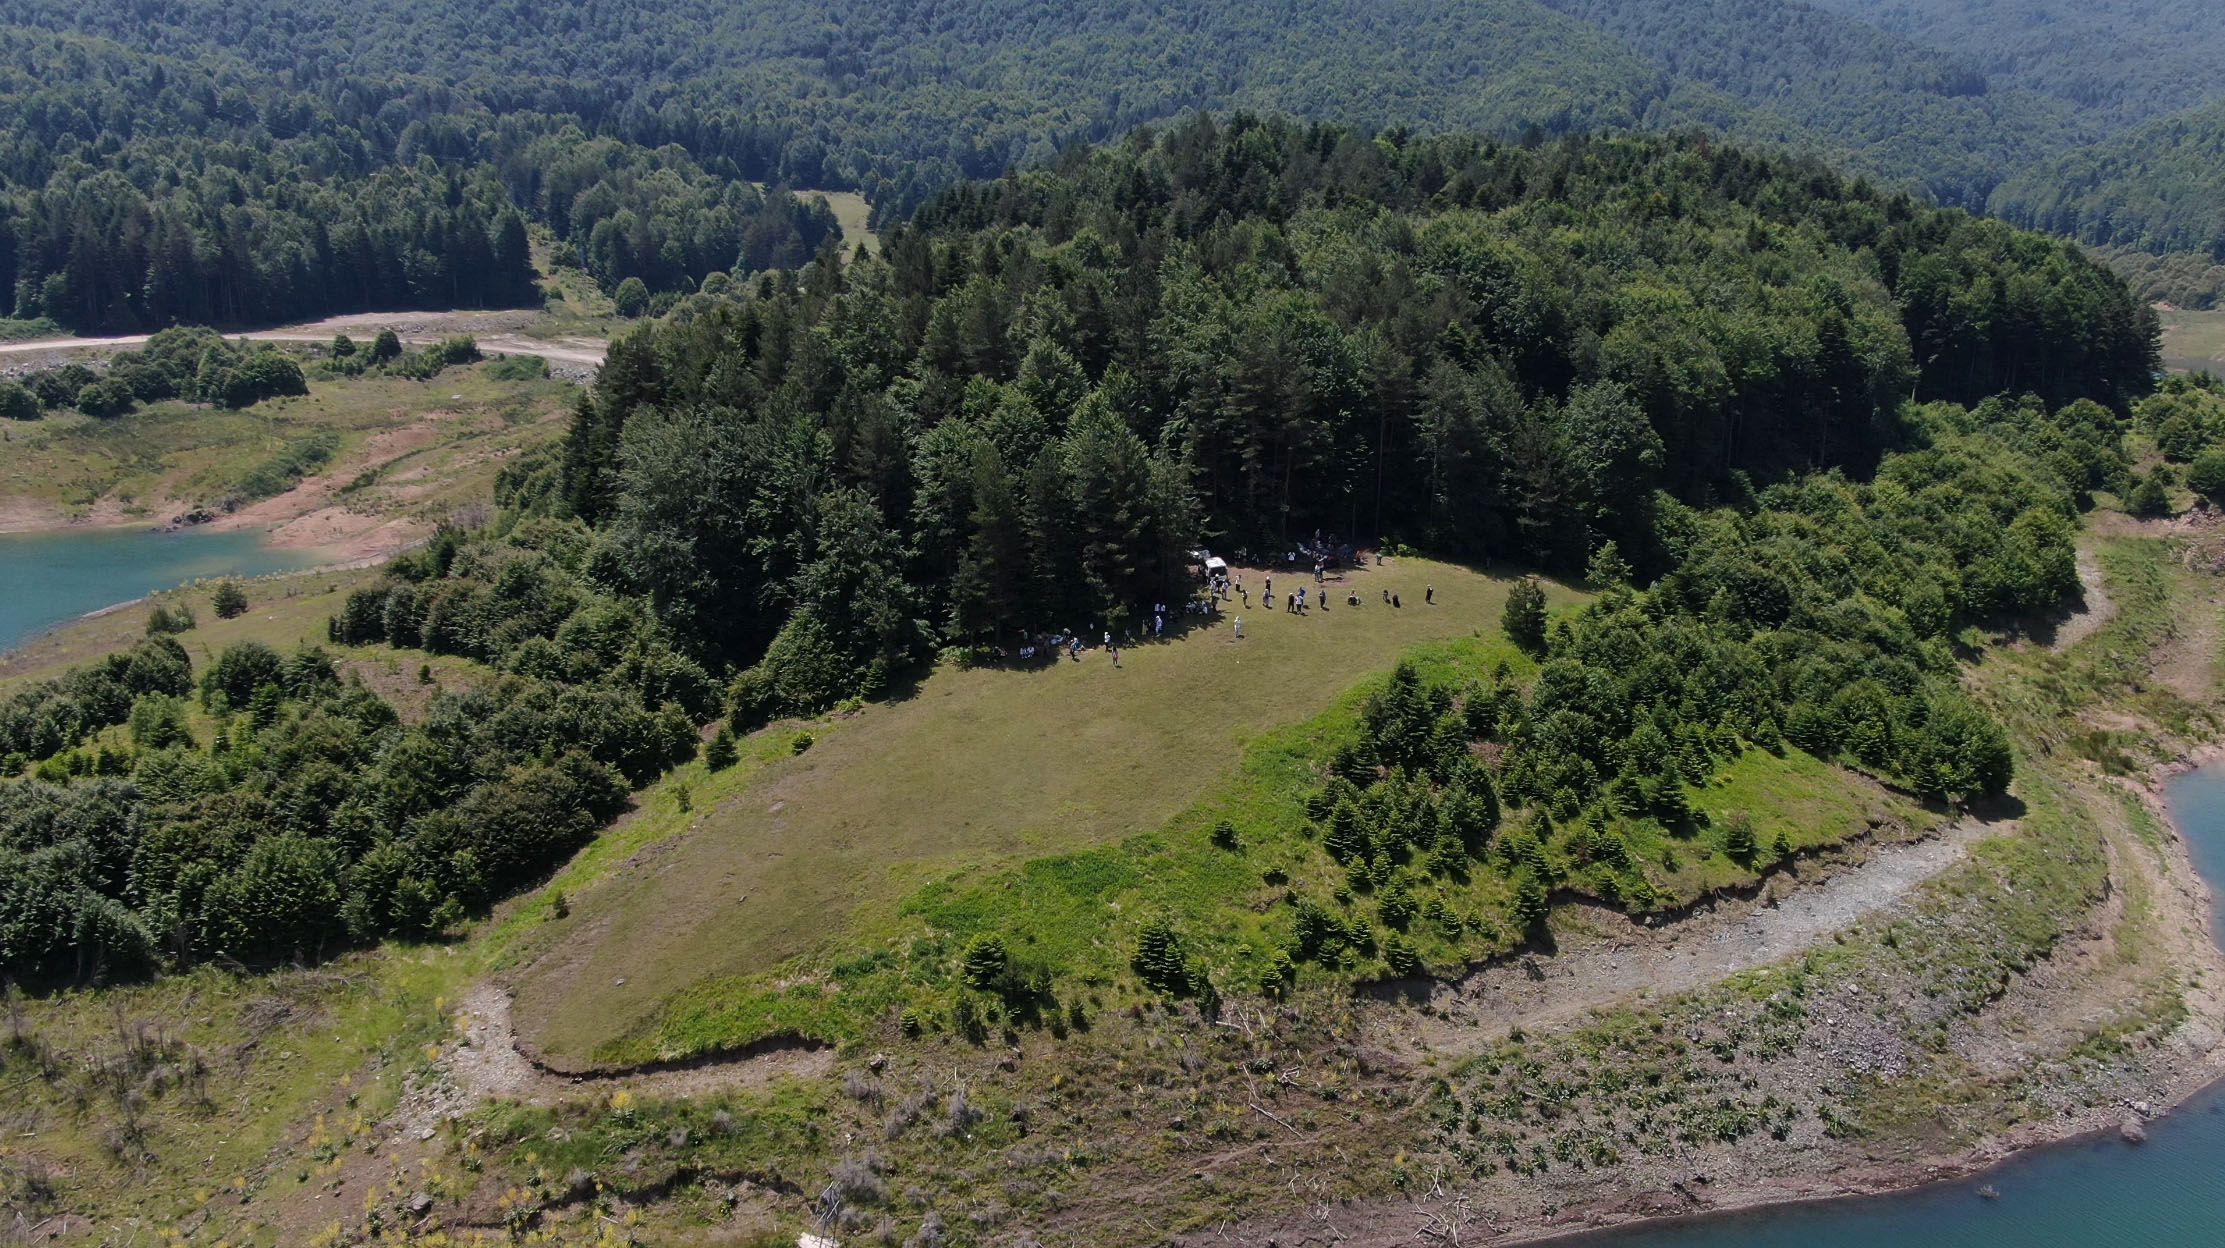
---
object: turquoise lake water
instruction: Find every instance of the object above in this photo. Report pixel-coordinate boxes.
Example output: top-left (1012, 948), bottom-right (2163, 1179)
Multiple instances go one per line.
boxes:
top-left (0, 525), bottom-right (321, 654)
top-left (1582, 764), bottom-right (2225, 1248)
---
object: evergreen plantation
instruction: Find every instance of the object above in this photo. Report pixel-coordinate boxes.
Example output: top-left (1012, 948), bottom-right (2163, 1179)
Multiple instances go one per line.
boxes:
top-left (0, 123), bottom-right (2164, 991)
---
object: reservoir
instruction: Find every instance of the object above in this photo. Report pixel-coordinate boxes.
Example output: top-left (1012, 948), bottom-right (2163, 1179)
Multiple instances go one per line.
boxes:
top-left (0, 525), bottom-right (322, 654)
top-left (1585, 764), bottom-right (2225, 1248)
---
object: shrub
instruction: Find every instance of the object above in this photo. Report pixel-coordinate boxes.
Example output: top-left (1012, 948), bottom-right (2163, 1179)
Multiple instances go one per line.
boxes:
top-left (2189, 449), bottom-right (2225, 505)
top-left (236, 433), bottom-right (338, 499)
top-left (200, 640), bottom-right (284, 709)
top-left (145, 602), bottom-right (196, 635)
top-left (704, 724), bottom-right (740, 770)
top-left (961, 934), bottom-right (1008, 990)
top-left (212, 351), bottom-right (308, 409)
top-left (1382, 932), bottom-right (1422, 977)
top-left (73, 377), bottom-right (135, 418)
top-left (211, 581), bottom-right (249, 619)
top-left (485, 353), bottom-right (548, 381)
top-left (0, 380), bottom-right (38, 421)
top-left (1724, 811), bottom-right (1757, 861)
top-left (730, 614), bottom-right (854, 727)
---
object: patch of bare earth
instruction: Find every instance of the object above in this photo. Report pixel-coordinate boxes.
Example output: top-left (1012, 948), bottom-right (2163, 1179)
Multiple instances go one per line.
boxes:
top-left (201, 408), bottom-right (467, 558)
top-left (400, 984), bottom-right (833, 1123)
top-left (1387, 818), bottom-right (1994, 1055)
top-left (2051, 544), bottom-right (2117, 651)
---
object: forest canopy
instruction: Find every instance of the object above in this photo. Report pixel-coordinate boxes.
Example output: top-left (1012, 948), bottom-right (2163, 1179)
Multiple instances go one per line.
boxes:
top-left (529, 121), bottom-right (2150, 677)
top-left (4, 0), bottom-right (2225, 301)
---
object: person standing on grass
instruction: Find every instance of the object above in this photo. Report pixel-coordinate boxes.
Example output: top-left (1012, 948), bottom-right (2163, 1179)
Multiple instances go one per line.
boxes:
top-left (1426, 585), bottom-right (1434, 604)
top-left (1233, 616), bottom-right (1244, 638)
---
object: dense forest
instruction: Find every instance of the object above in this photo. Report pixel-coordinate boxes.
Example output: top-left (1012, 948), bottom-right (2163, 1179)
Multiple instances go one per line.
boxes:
top-left (1810, 0), bottom-right (2225, 134)
top-left (0, 30), bottom-right (841, 331)
top-left (1989, 96), bottom-right (2225, 260)
top-left (540, 120), bottom-right (2151, 654)
top-left (5, 0), bottom-right (2225, 294)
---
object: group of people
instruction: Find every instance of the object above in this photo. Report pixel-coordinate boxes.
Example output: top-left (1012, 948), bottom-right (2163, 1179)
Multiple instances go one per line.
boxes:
top-left (996, 551), bottom-right (1436, 665)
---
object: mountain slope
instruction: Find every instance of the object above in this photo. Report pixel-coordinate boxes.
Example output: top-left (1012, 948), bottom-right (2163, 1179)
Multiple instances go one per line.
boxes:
top-left (1811, 0), bottom-right (2225, 133)
top-left (1989, 96), bottom-right (2225, 257)
top-left (1537, 0), bottom-right (2078, 207)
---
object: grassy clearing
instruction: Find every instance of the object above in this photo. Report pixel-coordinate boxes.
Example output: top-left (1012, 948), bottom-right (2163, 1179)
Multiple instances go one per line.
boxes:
top-left (818, 190), bottom-right (876, 256)
top-left (596, 657), bottom-right (1912, 1066)
top-left (0, 563), bottom-right (502, 731)
top-left (1990, 535), bottom-right (2215, 766)
top-left (526, 560), bottom-right (1916, 1069)
top-left (507, 558), bottom-right (1565, 1065)
top-left (0, 360), bottom-right (571, 525)
top-left (2161, 307), bottom-right (2225, 370)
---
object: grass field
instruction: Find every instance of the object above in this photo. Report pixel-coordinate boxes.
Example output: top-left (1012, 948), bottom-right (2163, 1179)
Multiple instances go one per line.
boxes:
top-left (818, 190), bottom-right (876, 256)
top-left (2160, 307), bottom-right (2225, 373)
top-left (504, 558), bottom-right (1563, 1065)
top-left (0, 361), bottom-right (572, 529)
top-left (0, 564), bottom-right (499, 726)
top-left (0, 944), bottom-right (474, 1241)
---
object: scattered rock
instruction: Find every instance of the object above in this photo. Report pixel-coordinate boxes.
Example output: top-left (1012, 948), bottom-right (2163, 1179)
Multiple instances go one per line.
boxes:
top-left (408, 1192), bottom-right (433, 1216)
top-left (2121, 1117), bottom-right (2148, 1144)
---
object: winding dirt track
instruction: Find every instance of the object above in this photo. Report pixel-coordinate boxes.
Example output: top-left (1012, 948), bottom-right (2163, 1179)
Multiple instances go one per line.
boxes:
top-left (0, 311), bottom-right (606, 368)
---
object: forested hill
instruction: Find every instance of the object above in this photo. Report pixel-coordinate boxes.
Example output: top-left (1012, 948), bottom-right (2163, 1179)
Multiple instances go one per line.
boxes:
top-left (0, 28), bottom-right (844, 333)
top-left (524, 121), bottom-right (2153, 698)
top-left (7, 0), bottom-right (2225, 223)
top-left (3, 0), bottom-right (2218, 332)
top-left (0, 120), bottom-right (2162, 991)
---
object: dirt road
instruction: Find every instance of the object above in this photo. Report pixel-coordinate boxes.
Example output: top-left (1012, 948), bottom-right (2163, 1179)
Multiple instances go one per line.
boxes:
top-left (1397, 817), bottom-right (1996, 1052)
top-left (0, 310), bottom-right (606, 369)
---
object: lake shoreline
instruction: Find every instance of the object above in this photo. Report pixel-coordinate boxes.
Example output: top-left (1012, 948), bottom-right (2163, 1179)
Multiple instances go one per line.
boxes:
top-left (1512, 743), bottom-right (2225, 1247)
top-left (0, 523), bottom-right (380, 662)
top-left (1231, 743), bottom-right (2225, 1248)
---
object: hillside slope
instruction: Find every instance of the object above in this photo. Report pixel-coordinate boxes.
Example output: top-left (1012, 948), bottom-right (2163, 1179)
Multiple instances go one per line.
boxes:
top-left (1990, 96), bottom-right (2225, 257)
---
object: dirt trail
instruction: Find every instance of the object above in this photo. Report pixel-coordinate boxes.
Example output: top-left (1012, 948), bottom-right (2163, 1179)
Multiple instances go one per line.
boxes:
top-left (387, 984), bottom-right (832, 1141)
top-left (1401, 819), bottom-right (1994, 1051)
top-left (2052, 545), bottom-right (2116, 650)
top-left (0, 310), bottom-right (605, 369)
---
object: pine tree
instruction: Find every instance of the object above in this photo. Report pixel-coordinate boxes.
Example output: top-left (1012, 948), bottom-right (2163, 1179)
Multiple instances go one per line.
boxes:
top-left (704, 724), bottom-right (740, 771)
top-left (1503, 577), bottom-right (1548, 653)
top-left (961, 933), bottom-right (1008, 990)
top-left (212, 581), bottom-right (249, 619)
top-left (1132, 917), bottom-right (1195, 996)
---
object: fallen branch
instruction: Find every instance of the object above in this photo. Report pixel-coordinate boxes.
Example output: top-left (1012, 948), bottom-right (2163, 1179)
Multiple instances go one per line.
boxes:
top-left (1249, 1101), bottom-right (1305, 1137)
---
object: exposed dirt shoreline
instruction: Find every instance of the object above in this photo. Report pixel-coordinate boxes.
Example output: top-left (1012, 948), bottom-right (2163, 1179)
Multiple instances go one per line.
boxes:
top-left (1261, 744), bottom-right (2225, 1248)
